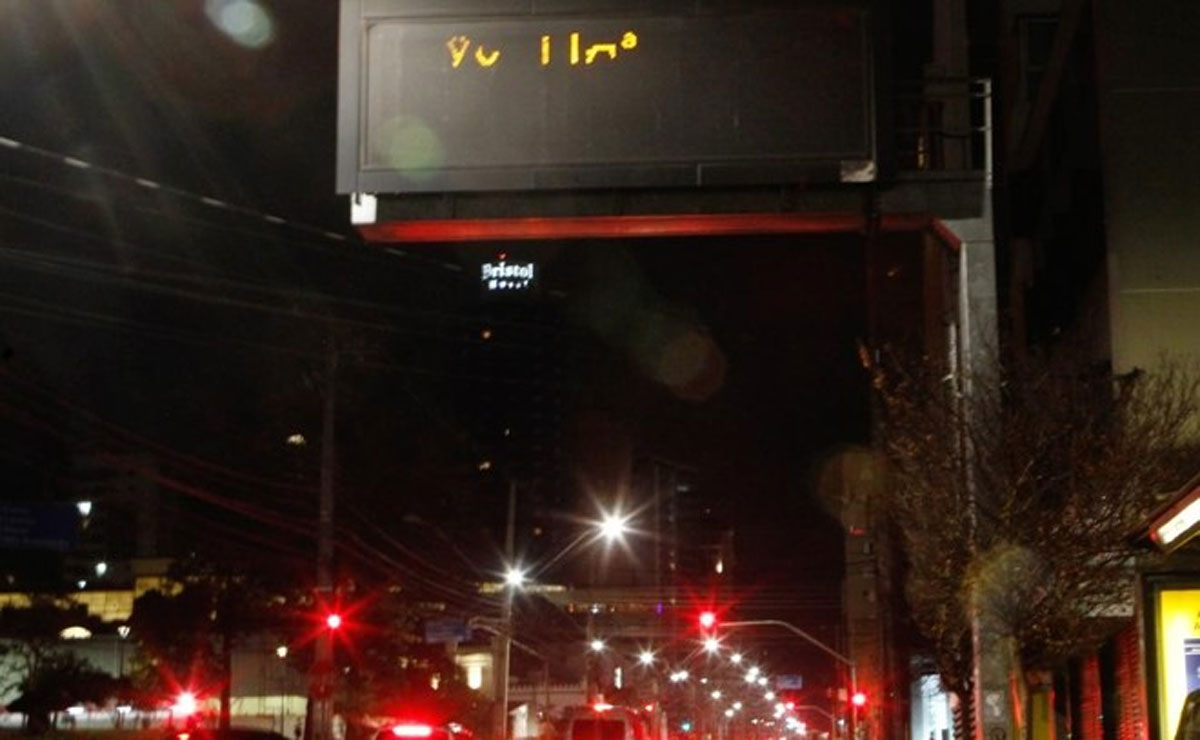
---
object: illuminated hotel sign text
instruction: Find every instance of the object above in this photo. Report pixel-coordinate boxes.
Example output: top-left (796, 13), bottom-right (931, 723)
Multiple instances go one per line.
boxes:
top-left (481, 261), bottom-right (536, 292)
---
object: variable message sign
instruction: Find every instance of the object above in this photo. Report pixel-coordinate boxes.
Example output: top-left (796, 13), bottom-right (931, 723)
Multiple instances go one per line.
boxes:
top-left (337, 0), bottom-right (875, 193)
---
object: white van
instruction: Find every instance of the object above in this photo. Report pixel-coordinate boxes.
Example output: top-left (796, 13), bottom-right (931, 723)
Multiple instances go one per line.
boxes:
top-left (563, 705), bottom-right (648, 740)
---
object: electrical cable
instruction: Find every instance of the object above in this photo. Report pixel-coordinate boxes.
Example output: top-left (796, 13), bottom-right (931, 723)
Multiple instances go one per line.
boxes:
top-left (0, 135), bottom-right (351, 245)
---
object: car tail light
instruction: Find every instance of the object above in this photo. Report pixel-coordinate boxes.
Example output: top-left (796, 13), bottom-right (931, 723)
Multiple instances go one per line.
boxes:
top-left (392, 725), bottom-right (434, 738)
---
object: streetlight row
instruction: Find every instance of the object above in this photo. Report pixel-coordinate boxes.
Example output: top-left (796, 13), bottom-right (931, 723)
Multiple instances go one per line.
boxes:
top-left (499, 507), bottom-right (632, 587)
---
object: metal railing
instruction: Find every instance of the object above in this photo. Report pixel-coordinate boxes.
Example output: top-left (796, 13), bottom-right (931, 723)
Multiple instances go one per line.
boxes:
top-left (893, 77), bottom-right (993, 182)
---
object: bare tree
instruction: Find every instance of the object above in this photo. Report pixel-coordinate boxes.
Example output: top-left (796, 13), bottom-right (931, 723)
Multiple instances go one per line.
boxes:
top-left (864, 345), bottom-right (1199, 739)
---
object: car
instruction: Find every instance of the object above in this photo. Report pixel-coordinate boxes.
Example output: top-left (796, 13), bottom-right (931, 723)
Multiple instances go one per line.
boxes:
top-left (563, 704), bottom-right (649, 740)
top-left (372, 721), bottom-right (474, 740)
top-left (167, 729), bottom-right (291, 740)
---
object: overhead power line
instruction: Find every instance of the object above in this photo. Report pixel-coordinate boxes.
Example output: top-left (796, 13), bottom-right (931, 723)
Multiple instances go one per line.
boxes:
top-left (0, 135), bottom-right (351, 245)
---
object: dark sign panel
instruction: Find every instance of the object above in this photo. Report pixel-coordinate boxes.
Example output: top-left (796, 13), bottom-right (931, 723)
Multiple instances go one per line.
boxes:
top-left (0, 503), bottom-right (77, 552)
top-left (337, 1), bottom-right (874, 194)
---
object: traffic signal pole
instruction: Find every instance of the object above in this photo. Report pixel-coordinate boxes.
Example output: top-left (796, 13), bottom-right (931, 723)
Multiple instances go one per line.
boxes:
top-left (718, 620), bottom-right (858, 740)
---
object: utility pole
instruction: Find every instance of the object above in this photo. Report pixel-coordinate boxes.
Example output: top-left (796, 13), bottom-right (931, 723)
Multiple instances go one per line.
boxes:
top-left (492, 480), bottom-right (517, 740)
top-left (311, 343), bottom-right (338, 740)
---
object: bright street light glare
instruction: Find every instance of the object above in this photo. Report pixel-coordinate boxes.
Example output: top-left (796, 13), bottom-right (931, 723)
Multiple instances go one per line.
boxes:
top-left (598, 511), bottom-right (630, 542)
top-left (703, 636), bottom-right (721, 654)
top-left (589, 639), bottom-right (606, 652)
top-left (639, 651), bottom-right (655, 666)
top-left (504, 566), bottom-right (526, 588)
top-left (730, 652), bottom-right (743, 664)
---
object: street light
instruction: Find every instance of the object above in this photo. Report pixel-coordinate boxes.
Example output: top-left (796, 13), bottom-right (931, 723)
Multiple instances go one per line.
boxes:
top-left (638, 650), bottom-right (655, 666)
top-left (504, 566), bottom-right (527, 588)
top-left (599, 511), bottom-right (630, 543)
top-left (276, 645), bottom-right (289, 733)
top-left (116, 625), bottom-right (130, 678)
top-left (590, 639), bottom-right (606, 653)
top-left (492, 512), bottom-right (632, 740)
top-left (703, 636), bottom-right (721, 654)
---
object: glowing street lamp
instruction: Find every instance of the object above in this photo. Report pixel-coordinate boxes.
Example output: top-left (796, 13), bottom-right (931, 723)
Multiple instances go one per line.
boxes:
top-left (504, 566), bottom-right (527, 588)
top-left (703, 636), bottom-right (721, 654)
top-left (599, 511), bottom-right (630, 542)
top-left (589, 639), bottom-right (606, 653)
top-left (730, 652), bottom-right (743, 664)
top-left (638, 650), bottom-right (655, 666)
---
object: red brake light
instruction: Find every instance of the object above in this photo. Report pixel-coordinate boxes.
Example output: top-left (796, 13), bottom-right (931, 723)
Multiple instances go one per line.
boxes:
top-left (326, 613), bottom-right (343, 630)
top-left (392, 725), bottom-right (434, 738)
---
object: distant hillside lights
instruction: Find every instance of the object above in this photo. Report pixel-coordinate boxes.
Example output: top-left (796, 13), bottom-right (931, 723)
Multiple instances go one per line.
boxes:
top-left (481, 260), bottom-right (536, 292)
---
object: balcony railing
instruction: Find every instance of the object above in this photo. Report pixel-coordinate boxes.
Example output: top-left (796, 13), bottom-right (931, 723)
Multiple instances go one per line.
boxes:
top-left (893, 77), bottom-right (992, 181)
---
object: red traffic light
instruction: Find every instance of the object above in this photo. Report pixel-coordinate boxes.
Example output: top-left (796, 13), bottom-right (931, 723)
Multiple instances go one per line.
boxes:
top-left (325, 613), bottom-right (343, 630)
top-left (698, 611), bottom-right (717, 630)
top-left (851, 691), bottom-right (867, 708)
top-left (172, 691), bottom-right (199, 716)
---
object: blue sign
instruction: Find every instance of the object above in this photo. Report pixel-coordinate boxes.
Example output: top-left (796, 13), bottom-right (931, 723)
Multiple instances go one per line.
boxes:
top-left (424, 617), bottom-right (471, 644)
top-left (775, 674), bottom-right (804, 690)
top-left (0, 503), bottom-right (77, 552)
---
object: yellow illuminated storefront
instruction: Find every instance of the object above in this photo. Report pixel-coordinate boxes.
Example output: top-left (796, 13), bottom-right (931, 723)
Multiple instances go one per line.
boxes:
top-left (1145, 475), bottom-right (1200, 740)
top-left (1154, 587), bottom-right (1200, 740)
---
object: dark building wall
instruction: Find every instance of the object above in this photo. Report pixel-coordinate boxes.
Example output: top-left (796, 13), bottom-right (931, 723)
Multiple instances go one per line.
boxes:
top-left (1093, 0), bottom-right (1200, 373)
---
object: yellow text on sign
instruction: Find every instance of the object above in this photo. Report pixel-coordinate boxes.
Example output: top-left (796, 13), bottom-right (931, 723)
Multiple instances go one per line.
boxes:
top-left (444, 31), bottom-right (639, 69)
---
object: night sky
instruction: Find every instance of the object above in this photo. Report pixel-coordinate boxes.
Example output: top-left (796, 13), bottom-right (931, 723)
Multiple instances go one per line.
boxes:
top-left (0, 2), bottom-right (882, 657)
